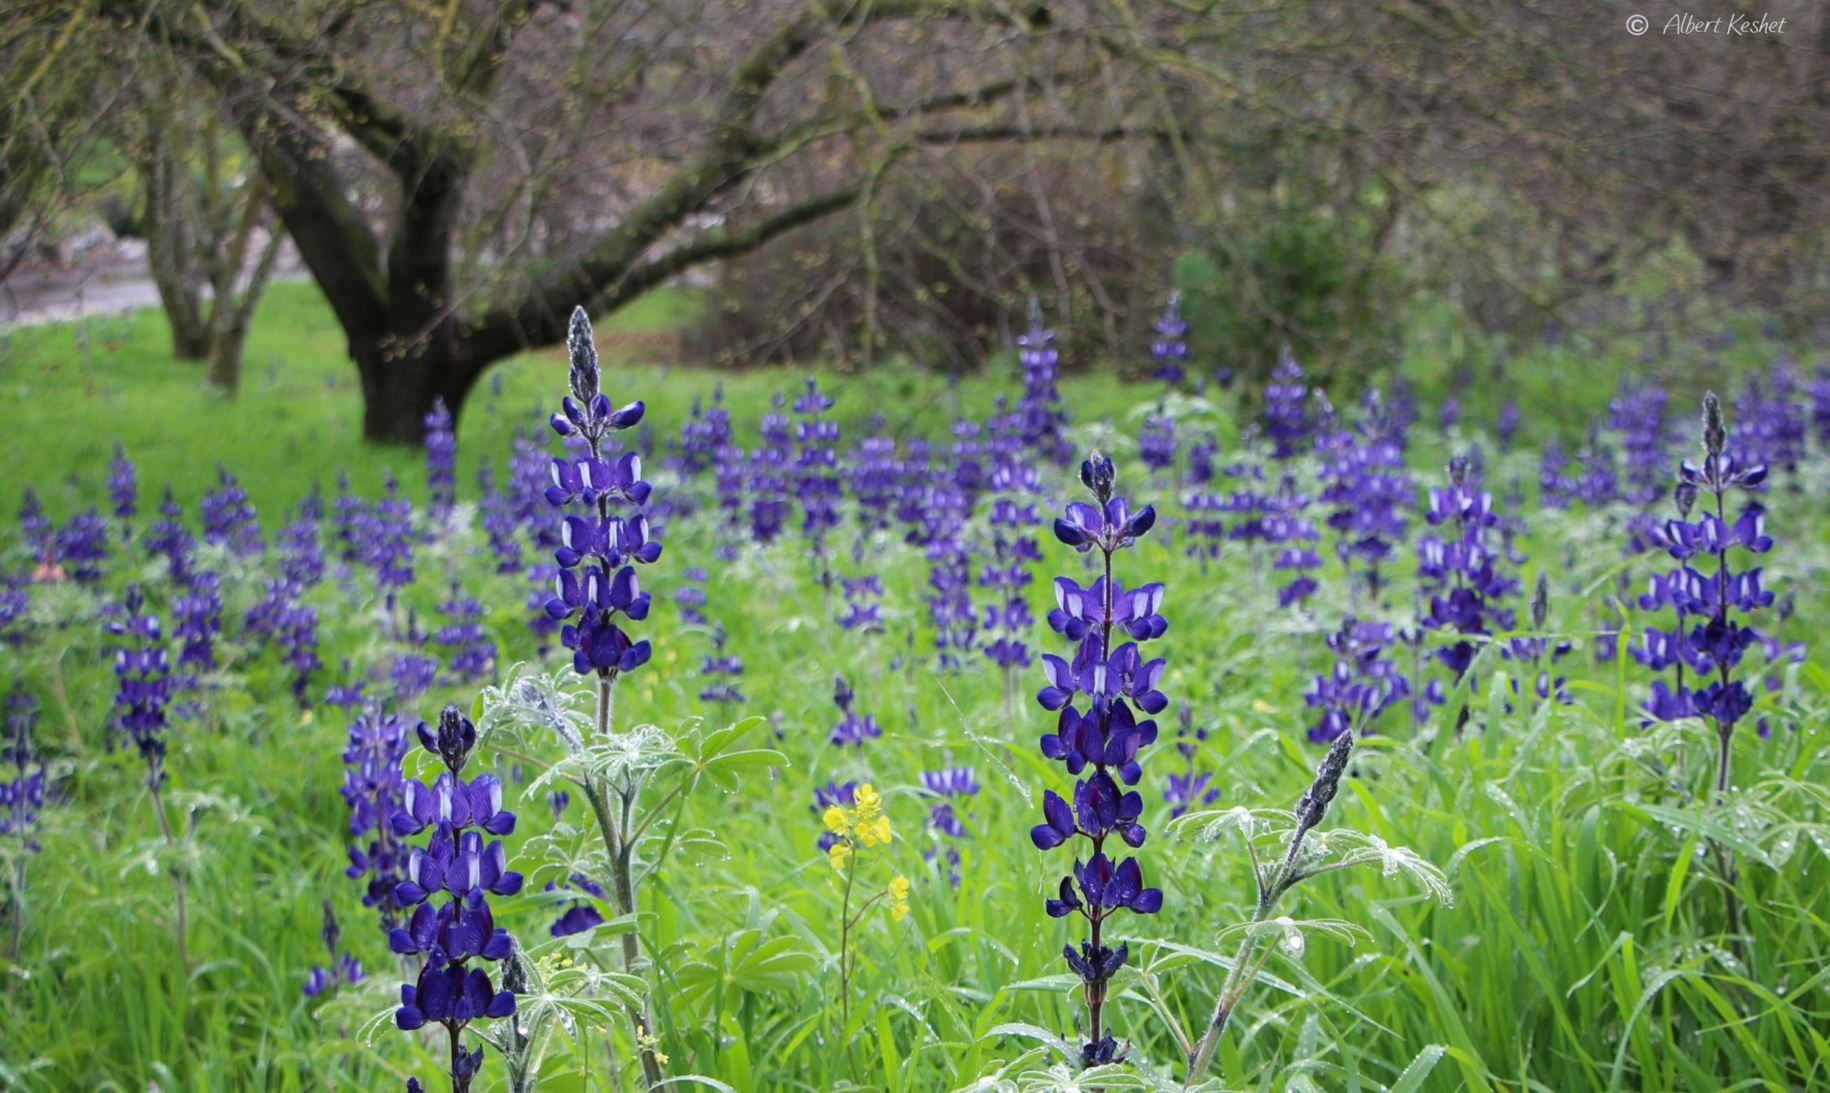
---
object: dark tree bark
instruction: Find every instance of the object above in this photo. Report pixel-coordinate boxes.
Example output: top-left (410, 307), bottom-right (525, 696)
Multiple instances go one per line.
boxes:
top-left (121, 0), bottom-right (1092, 443)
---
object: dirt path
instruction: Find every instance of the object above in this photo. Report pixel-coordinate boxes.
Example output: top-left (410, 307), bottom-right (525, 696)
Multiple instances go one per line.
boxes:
top-left (1, 252), bottom-right (304, 326)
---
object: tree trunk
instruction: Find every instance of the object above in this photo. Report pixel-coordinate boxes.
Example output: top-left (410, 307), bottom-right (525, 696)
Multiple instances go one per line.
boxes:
top-left (206, 325), bottom-right (247, 395)
top-left (140, 110), bottom-right (209, 362)
top-left (354, 320), bottom-right (483, 444)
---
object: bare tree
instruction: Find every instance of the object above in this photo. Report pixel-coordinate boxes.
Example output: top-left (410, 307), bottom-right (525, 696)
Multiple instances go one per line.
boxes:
top-left (129, 48), bottom-right (285, 392)
top-left (94, 0), bottom-right (1186, 442)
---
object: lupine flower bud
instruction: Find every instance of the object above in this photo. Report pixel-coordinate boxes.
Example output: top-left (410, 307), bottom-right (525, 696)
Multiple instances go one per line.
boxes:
top-left (1079, 451), bottom-right (1116, 503)
top-left (1702, 391), bottom-right (1726, 456)
top-left (1448, 455), bottom-right (1469, 489)
top-left (1293, 729), bottom-right (1353, 839)
top-left (419, 705), bottom-right (477, 773)
top-left (567, 307), bottom-right (601, 406)
top-left (1674, 481), bottom-right (1697, 519)
top-left (1531, 572), bottom-right (1550, 632)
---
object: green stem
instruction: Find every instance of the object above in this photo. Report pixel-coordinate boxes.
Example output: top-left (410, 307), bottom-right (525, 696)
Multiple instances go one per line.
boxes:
top-left (584, 673), bottom-right (664, 1089)
top-left (147, 762), bottom-right (189, 973)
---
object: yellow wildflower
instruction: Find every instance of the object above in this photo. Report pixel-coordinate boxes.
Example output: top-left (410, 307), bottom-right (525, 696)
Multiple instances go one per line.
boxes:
top-left (887, 875), bottom-right (910, 922)
top-left (853, 783), bottom-right (883, 819)
top-left (822, 806), bottom-right (850, 836)
top-left (859, 813), bottom-right (892, 847)
top-left (829, 841), bottom-right (852, 872)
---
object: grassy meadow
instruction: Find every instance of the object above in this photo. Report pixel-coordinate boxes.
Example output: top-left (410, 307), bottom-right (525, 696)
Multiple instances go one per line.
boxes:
top-left (0, 284), bottom-right (1827, 1092)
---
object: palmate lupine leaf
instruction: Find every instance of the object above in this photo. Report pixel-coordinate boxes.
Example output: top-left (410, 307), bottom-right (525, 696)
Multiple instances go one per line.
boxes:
top-left (674, 927), bottom-right (818, 1012)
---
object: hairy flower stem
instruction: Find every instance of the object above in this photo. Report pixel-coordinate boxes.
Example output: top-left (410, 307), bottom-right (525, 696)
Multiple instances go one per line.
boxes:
top-left (7, 860), bottom-right (25, 970)
top-left (838, 852), bottom-right (860, 1080)
top-left (1002, 664), bottom-right (1016, 740)
top-left (1184, 855), bottom-right (1296, 1087)
top-left (584, 674), bottom-right (665, 1089)
top-left (1187, 732), bottom-right (1352, 1088)
top-left (147, 760), bottom-right (190, 972)
top-left (1707, 490), bottom-right (1746, 962)
top-left (448, 1023), bottom-right (471, 1093)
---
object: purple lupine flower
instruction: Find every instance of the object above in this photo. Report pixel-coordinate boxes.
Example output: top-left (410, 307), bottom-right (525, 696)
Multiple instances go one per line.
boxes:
top-left (747, 397), bottom-right (793, 546)
top-left (343, 707), bottom-right (412, 928)
top-left (1416, 456), bottom-right (1520, 729)
top-left (109, 441), bottom-right (137, 527)
top-left (1139, 409), bottom-right (1176, 478)
top-left (1306, 617), bottom-right (1411, 742)
top-left (1164, 702), bottom-right (1221, 818)
top-left (1031, 452), bottom-right (1164, 1069)
top-left (391, 649), bottom-right (441, 704)
top-left (980, 494), bottom-right (1040, 670)
top-left (1538, 438), bottom-right (1576, 509)
top-left (1636, 393), bottom-right (1774, 736)
top-left (201, 467), bottom-right (263, 557)
top-left (546, 872), bottom-right (609, 937)
top-left (1188, 434), bottom-right (1218, 486)
top-left (390, 706), bottom-right (519, 1093)
top-left (1017, 300), bottom-right (1071, 465)
top-left (951, 418), bottom-right (989, 504)
top-left (709, 441), bottom-right (748, 562)
top-left (1807, 366), bottom-right (1830, 450)
top-left (368, 471), bottom-right (416, 619)
top-left (1263, 348), bottom-right (1311, 460)
top-left (143, 488), bottom-right (195, 584)
top-left (793, 379), bottom-right (842, 573)
top-left (4, 683), bottom-right (37, 768)
top-left (424, 399), bottom-right (457, 521)
top-left (53, 509), bottom-right (109, 584)
top-left (2, 683), bottom-right (49, 857)
top-left (1164, 771), bottom-right (1219, 819)
top-left (921, 479), bottom-right (978, 669)
top-left (1150, 293), bottom-right (1189, 386)
top-left (18, 489), bottom-right (52, 559)
top-left (276, 601), bottom-right (322, 705)
top-left (434, 584), bottom-right (495, 685)
top-left (829, 675), bottom-right (882, 749)
top-left (1574, 419), bottom-right (1620, 508)
top-left (698, 624), bottom-right (746, 713)
top-left (1501, 573), bottom-right (1573, 707)
top-left (837, 575), bottom-right (884, 633)
top-left (304, 901), bottom-right (366, 998)
top-left (543, 309), bottom-right (662, 679)
top-left (675, 566), bottom-right (708, 626)
top-left (1219, 455), bottom-right (1271, 574)
top-left (1729, 366), bottom-right (1806, 477)
top-left (1264, 477), bottom-right (1321, 609)
top-left (107, 586), bottom-right (173, 776)
top-left (276, 497), bottom-right (326, 589)
top-left (1181, 434), bottom-right (1225, 570)
top-left (1316, 404), bottom-right (1412, 605)
top-left (849, 429), bottom-right (903, 536)
top-left (1496, 401), bottom-right (1520, 453)
top-left (477, 468), bottom-right (524, 575)
top-left (1607, 381), bottom-right (1672, 506)
top-left (979, 412), bottom-right (1040, 672)
top-left (171, 573), bottom-right (223, 682)
top-left (678, 384), bottom-right (733, 478)
top-left (920, 767), bottom-right (979, 886)
top-left (1436, 391), bottom-right (1461, 435)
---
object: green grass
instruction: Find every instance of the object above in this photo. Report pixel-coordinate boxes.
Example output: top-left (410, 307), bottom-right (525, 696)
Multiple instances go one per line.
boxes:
top-left (0, 289), bottom-right (1826, 1091)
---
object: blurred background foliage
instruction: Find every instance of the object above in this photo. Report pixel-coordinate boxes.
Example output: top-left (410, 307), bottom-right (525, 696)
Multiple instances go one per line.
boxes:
top-left (3, 1), bottom-right (1827, 421)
